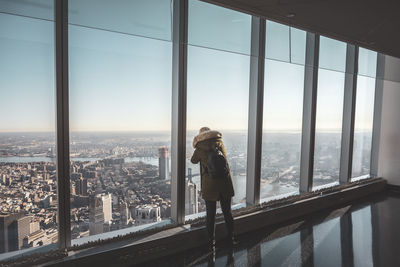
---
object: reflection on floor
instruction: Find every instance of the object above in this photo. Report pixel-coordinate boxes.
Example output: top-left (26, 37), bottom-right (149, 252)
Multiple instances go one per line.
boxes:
top-left (137, 191), bottom-right (400, 267)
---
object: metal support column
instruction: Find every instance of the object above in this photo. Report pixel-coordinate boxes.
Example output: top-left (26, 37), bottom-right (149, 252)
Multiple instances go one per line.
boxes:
top-left (171, 0), bottom-right (188, 224)
top-left (246, 17), bottom-right (265, 206)
top-left (299, 33), bottom-right (319, 192)
top-left (339, 45), bottom-right (358, 183)
top-left (55, 0), bottom-right (71, 249)
top-left (370, 53), bottom-right (385, 177)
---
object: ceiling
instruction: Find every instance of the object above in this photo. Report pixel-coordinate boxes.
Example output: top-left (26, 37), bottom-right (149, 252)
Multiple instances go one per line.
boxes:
top-left (203, 0), bottom-right (400, 58)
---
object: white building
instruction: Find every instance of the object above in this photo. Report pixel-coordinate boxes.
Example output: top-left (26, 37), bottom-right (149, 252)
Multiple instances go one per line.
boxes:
top-left (89, 193), bottom-right (112, 235)
top-left (185, 179), bottom-right (198, 215)
top-left (101, 193), bottom-right (112, 223)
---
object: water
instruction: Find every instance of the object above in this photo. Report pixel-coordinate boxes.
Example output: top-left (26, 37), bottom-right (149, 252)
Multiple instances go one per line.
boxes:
top-left (260, 182), bottom-right (298, 199)
top-left (125, 157), bottom-right (158, 166)
top-left (232, 176), bottom-right (298, 204)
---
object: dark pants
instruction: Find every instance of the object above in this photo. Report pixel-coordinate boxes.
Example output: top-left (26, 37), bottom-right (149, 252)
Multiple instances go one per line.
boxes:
top-left (205, 195), bottom-right (234, 241)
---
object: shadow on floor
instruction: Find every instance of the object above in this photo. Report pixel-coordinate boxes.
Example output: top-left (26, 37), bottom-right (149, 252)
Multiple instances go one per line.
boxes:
top-left (135, 191), bottom-right (400, 267)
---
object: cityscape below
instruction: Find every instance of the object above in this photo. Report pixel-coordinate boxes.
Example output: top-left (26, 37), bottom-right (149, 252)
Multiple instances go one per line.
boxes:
top-left (0, 131), bottom-right (371, 254)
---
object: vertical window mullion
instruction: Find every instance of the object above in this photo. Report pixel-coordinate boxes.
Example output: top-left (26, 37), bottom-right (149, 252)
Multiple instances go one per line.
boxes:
top-left (339, 44), bottom-right (358, 183)
top-left (370, 53), bottom-right (385, 177)
top-left (299, 33), bottom-right (319, 192)
top-left (171, 0), bottom-right (188, 224)
top-left (246, 17), bottom-right (265, 206)
top-left (55, 0), bottom-right (71, 249)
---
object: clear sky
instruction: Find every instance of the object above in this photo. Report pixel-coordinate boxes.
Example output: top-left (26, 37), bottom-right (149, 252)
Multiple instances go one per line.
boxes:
top-left (0, 0), bottom-right (377, 133)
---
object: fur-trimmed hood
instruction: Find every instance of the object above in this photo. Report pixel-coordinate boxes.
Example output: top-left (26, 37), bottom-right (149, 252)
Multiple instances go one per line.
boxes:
top-left (193, 130), bottom-right (222, 148)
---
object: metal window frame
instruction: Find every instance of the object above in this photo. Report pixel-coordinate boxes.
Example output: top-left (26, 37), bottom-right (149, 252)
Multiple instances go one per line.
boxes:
top-left (55, 0), bottom-right (71, 249)
top-left (370, 53), bottom-right (385, 177)
top-left (339, 45), bottom-right (358, 183)
top-left (299, 33), bottom-right (319, 193)
top-left (50, 0), bottom-right (382, 252)
top-left (246, 17), bottom-right (265, 206)
top-left (171, 0), bottom-right (188, 224)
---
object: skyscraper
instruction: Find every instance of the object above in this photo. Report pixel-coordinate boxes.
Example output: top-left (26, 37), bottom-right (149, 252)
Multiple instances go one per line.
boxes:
top-left (89, 196), bottom-right (104, 236)
top-left (76, 177), bottom-right (88, 196)
top-left (185, 179), bottom-right (198, 215)
top-left (0, 213), bottom-right (31, 253)
top-left (89, 193), bottom-right (113, 235)
top-left (120, 201), bottom-right (130, 226)
top-left (101, 193), bottom-right (112, 223)
top-left (158, 147), bottom-right (169, 180)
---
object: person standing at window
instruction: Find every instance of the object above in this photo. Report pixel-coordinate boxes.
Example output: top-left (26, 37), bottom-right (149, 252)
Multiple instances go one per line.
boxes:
top-left (191, 127), bottom-right (237, 251)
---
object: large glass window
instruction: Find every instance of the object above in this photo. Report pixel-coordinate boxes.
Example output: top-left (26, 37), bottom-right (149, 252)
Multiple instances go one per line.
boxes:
top-left (0, 0), bottom-right (57, 255)
top-left (186, 0), bottom-right (251, 219)
top-left (261, 21), bottom-right (306, 202)
top-left (68, 0), bottom-right (173, 244)
top-left (313, 37), bottom-right (346, 189)
top-left (352, 48), bottom-right (377, 179)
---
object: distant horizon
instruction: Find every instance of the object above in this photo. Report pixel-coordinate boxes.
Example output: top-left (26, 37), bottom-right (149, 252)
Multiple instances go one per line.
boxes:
top-left (0, 128), bottom-right (373, 134)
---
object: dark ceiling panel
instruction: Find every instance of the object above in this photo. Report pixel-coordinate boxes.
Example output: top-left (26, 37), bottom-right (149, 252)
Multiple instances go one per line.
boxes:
top-left (202, 0), bottom-right (400, 58)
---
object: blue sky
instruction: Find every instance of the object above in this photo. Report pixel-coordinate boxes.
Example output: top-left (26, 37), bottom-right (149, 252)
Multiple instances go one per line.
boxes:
top-left (0, 0), bottom-right (377, 133)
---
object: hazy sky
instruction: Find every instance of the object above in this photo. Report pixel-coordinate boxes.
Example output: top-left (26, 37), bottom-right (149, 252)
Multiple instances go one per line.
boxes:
top-left (0, 0), bottom-right (377, 132)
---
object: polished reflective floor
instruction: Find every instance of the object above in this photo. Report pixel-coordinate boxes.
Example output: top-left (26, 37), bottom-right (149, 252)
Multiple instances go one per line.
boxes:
top-left (138, 191), bottom-right (400, 267)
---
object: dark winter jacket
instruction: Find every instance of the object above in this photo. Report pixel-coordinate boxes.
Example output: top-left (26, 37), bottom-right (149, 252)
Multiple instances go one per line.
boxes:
top-left (190, 130), bottom-right (235, 201)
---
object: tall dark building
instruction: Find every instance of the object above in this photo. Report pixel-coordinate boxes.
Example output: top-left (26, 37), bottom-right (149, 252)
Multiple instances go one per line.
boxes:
top-left (158, 147), bottom-right (169, 180)
top-left (0, 212), bottom-right (31, 253)
top-left (76, 177), bottom-right (88, 196)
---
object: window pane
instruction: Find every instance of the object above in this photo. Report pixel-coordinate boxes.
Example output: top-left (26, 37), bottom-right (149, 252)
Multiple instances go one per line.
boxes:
top-left (0, 3), bottom-right (57, 256)
top-left (352, 76), bottom-right (375, 179)
top-left (313, 69), bottom-right (345, 189)
top-left (68, 1), bottom-right (172, 244)
top-left (266, 21), bottom-right (289, 62)
top-left (261, 60), bottom-right (304, 201)
top-left (188, 0), bottom-right (251, 54)
top-left (186, 45), bottom-right (250, 218)
top-left (352, 47), bottom-right (377, 179)
top-left (0, 0), bottom-right (53, 20)
top-left (291, 28), bottom-right (307, 64)
top-left (69, 0), bottom-right (172, 41)
top-left (265, 21), bottom-right (306, 65)
top-left (319, 36), bottom-right (346, 72)
top-left (358, 48), bottom-right (377, 78)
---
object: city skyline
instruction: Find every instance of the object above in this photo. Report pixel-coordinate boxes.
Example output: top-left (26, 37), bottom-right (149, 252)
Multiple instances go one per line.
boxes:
top-left (0, 122), bottom-right (372, 253)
